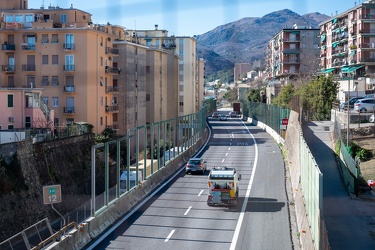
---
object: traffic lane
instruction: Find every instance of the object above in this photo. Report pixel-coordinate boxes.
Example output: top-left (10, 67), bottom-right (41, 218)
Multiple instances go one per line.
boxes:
top-left (88, 119), bottom-right (256, 250)
top-left (234, 125), bottom-right (292, 250)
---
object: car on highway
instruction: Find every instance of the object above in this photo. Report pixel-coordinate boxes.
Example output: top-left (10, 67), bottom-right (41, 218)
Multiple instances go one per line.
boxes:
top-left (212, 112), bottom-right (219, 118)
top-left (229, 111), bottom-right (237, 117)
top-left (353, 98), bottom-right (375, 113)
top-left (219, 114), bottom-right (227, 121)
top-left (186, 158), bottom-right (207, 174)
top-left (370, 114), bottom-right (375, 123)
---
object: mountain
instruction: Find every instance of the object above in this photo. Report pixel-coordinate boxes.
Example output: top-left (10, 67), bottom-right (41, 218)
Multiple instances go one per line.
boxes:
top-left (196, 9), bottom-right (330, 77)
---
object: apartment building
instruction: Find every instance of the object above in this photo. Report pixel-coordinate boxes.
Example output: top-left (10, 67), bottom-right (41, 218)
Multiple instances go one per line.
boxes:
top-left (319, 0), bottom-right (375, 102)
top-left (265, 24), bottom-right (320, 103)
top-left (0, 1), bottom-right (125, 134)
top-left (266, 25), bottom-right (320, 81)
top-left (234, 63), bottom-right (251, 82)
top-left (130, 26), bottom-right (203, 117)
top-left (112, 41), bottom-right (147, 135)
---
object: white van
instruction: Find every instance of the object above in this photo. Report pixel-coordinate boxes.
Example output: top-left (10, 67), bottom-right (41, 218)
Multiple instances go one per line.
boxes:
top-left (120, 170), bottom-right (142, 193)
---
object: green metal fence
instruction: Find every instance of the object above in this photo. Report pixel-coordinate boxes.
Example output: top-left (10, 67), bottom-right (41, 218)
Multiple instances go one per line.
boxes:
top-left (90, 105), bottom-right (207, 216)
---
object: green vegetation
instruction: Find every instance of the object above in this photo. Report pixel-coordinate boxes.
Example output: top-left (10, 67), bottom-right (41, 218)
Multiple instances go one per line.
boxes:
top-left (206, 69), bottom-right (234, 84)
top-left (348, 142), bottom-right (372, 162)
top-left (271, 75), bottom-right (339, 120)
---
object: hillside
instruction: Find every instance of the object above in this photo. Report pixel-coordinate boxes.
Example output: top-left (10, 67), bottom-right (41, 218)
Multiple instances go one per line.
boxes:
top-left (196, 9), bottom-right (330, 77)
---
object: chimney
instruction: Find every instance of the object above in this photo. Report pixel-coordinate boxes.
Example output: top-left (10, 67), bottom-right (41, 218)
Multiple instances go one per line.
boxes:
top-left (70, 4), bottom-right (74, 9)
top-left (155, 24), bottom-right (158, 30)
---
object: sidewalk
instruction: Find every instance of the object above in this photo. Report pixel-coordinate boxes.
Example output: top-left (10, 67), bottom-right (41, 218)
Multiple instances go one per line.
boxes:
top-left (302, 121), bottom-right (375, 249)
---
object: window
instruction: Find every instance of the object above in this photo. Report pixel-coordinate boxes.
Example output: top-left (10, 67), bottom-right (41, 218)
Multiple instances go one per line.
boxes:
top-left (179, 102), bottom-right (184, 106)
top-left (15, 15), bottom-right (24, 22)
top-left (313, 43), bottom-right (319, 49)
top-left (179, 50), bottom-right (184, 55)
top-left (100, 57), bottom-right (103, 66)
top-left (41, 76), bottom-right (49, 86)
top-left (43, 97), bottom-right (49, 105)
top-left (52, 76), bottom-right (59, 86)
top-left (25, 117), bottom-right (31, 128)
top-left (66, 76), bottom-right (74, 86)
top-left (100, 77), bottom-right (104, 86)
top-left (301, 43), bottom-right (306, 49)
top-left (42, 55), bottom-right (48, 65)
top-left (60, 14), bottom-right (67, 23)
top-left (54, 118), bottom-right (59, 126)
top-left (8, 94), bottom-right (14, 108)
top-left (65, 34), bottom-right (74, 49)
top-left (66, 118), bottom-right (74, 124)
top-left (100, 97), bottom-right (103, 106)
top-left (100, 117), bottom-right (103, 126)
top-left (65, 55), bottom-right (74, 71)
top-left (5, 15), bottom-right (14, 22)
top-left (52, 34), bottom-right (58, 43)
top-left (52, 55), bottom-right (58, 65)
top-left (52, 97), bottom-right (59, 107)
top-left (146, 94), bottom-right (150, 101)
top-left (25, 15), bottom-right (33, 22)
top-left (41, 34), bottom-right (48, 44)
top-left (113, 113), bottom-right (118, 122)
top-left (8, 125), bottom-right (14, 130)
top-left (7, 76), bottom-right (15, 88)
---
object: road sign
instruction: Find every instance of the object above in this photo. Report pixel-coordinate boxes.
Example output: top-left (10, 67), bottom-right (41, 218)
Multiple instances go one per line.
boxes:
top-left (43, 185), bottom-right (62, 204)
top-left (281, 118), bottom-right (289, 125)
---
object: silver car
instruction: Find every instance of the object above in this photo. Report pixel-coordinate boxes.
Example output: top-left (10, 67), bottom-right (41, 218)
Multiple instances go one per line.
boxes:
top-left (353, 98), bottom-right (375, 113)
top-left (370, 114), bottom-right (374, 123)
top-left (186, 158), bottom-right (207, 174)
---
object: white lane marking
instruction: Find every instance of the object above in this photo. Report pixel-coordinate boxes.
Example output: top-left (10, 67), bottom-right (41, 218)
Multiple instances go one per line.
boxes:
top-left (225, 153), bottom-right (228, 156)
top-left (165, 230), bottom-right (175, 242)
top-left (221, 159), bottom-right (225, 163)
top-left (228, 147), bottom-right (231, 150)
top-left (230, 121), bottom-right (259, 250)
top-left (198, 190), bottom-right (204, 196)
top-left (184, 206), bottom-right (192, 215)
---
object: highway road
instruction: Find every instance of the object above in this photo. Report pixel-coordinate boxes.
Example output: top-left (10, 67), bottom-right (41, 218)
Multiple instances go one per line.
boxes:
top-left (84, 113), bottom-right (292, 250)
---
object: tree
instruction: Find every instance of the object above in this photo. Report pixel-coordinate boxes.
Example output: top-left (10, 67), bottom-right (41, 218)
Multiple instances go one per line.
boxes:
top-left (247, 88), bottom-right (263, 102)
top-left (271, 83), bottom-right (295, 108)
top-left (223, 88), bottom-right (238, 102)
top-left (299, 75), bottom-right (339, 120)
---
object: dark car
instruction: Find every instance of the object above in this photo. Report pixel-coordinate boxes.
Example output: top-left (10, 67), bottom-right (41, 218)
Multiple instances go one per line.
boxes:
top-left (340, 96), bottom-right (364, 110)
top-left (186, 158), bottom-right (207, 174)
top-left (212, 112), bottom-right (219, 118)
top-left (229, 111), bottom-right (237, 117)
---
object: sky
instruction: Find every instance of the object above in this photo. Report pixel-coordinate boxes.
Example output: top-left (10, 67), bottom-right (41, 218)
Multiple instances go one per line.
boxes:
top-left (29, 0), bottom-right (363, 36)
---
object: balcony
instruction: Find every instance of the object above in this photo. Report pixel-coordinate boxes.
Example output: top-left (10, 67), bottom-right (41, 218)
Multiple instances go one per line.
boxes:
top-left (63, 43), bottom-right (75, 50)
top-left (2, 65), bottom-right (15, 73)
top-left (359, 43), bottom-right (375, 49)
top-left (282, 49), bottom-right (300, 54)
top-left (63, 65), bottom-right (75, 71)
top-left (105, 86), bottom-right (119, 93)
top-left (105, 47), bottom-right (119, 55)
top-left (64, 107), bottom-right (75, 114)
top-left (359, 29), bottom-right (375, 35)
top-left (105, 105), bottom-right (119, 112)
top-left (2, 44), bottom-right (15, 51)
top-left (282, 38), bottom-right (300, 42)
top-left (106, 124), bottom-right (119, 130)
top-left (105, 66), bottom-right (121, 74)
top-left (282, 59), bottom-right (300, 64)
top-left (22, 64), bottom-right (36, 71)
top-left (64, 86), bottom-right (75, 92)
top-left (21, 43), bottom-right (35, 50)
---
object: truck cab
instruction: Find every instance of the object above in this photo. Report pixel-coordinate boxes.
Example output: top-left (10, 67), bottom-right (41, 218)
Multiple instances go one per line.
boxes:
top-left (207, 166), bottom-right (241, 207)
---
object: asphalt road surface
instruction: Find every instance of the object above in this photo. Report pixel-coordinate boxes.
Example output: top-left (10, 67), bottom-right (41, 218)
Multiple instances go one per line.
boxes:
top-left (85, 115), bottom-right (292, 250)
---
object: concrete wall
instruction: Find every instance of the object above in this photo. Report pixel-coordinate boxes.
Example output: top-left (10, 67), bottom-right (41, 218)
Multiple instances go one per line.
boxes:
top-left (49, 129), bottom-right (208, 250)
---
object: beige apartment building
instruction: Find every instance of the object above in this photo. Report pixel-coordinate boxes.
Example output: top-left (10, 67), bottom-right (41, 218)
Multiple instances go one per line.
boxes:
top-left (319, 0), bottom-right (375, 102)
top-left (265, 24), bottom-right (320, 103)
top-left (130, 26), bottom-right (204, 117)
top-left (0, 1), bottom-right (125, 134)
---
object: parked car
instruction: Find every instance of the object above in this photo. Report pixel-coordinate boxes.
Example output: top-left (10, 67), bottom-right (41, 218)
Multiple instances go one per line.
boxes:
top-left (212, 112), bottom-right (219, 118)
top-left (370, 114), bottom-right (375, 123)
top-left (340, 96), bottom-right (364, 110)
top-left (186, 158), bottom-right (207, 174)
top-left (219, 114), bottom-right (227, 121)
top-left (354, 98), bottom-right (375, 113)
top-left (364, 93), bottom-right (375, 99)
